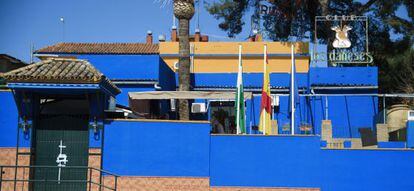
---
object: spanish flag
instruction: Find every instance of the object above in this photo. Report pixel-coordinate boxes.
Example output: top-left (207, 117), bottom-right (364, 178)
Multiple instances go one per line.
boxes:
top-left (259, 45), bottom-right (272, 135)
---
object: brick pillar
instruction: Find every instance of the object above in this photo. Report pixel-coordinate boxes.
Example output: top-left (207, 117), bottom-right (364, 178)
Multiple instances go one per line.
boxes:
top-left (171, 27), bottom-right (178, 42)
top-left (146, 31), bottom-right (153, 44)
top-left (376, 123), bottom-right (389, 142)
top-left (194, 30), bottom-right (201, 42)
top-left (321, 120), bottom-right (332, 141)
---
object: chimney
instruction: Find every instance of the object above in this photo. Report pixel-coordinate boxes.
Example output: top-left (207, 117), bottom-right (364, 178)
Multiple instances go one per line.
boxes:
top-left (158, 34), bottom-right (166, 42)
top-left (194, 28), bottom-right (201, 42)
top-left (146, 30), bottom-right (153, 44)
top-left (255, 33), bottom-right (262, 42)
top-left (248, 35), bottom-right (255, 42)
top-left (171, 26), bottom-right (178, 42)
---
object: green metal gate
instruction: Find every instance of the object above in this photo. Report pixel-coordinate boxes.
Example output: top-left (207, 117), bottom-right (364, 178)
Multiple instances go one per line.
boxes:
top-left (33, 114), bottom-right (89, 191)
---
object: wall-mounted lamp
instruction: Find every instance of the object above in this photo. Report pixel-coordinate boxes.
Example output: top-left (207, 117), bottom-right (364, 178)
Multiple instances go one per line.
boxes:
top-left (18, 116), bottom-right (32, 134)
top-left (89, 117), bottom-right (103, 140)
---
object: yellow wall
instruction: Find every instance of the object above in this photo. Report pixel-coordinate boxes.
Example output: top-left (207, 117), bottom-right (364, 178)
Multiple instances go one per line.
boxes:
top-left (160, 42), bottom-right (310, 73)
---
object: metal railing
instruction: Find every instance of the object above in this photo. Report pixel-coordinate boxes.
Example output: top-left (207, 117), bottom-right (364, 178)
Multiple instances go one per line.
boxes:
top-left (0, 165), bottom-right (119, 191)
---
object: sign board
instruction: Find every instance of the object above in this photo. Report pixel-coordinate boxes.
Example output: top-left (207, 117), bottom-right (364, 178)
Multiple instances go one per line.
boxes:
top-left (313, 15), bottom-right (373, 65)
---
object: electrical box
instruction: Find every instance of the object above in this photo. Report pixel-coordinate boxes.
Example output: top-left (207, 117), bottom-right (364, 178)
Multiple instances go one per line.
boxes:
top-left (191, 103), bottom-right (207, 113)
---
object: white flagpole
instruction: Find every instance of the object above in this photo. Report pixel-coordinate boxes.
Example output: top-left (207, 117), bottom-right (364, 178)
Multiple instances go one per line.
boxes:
top-left (290, 44), bottom-right (295, 135)
top-left (263, 45), bottom-right (267, 135)
top-left (236, 44), bottom-right (242, 134)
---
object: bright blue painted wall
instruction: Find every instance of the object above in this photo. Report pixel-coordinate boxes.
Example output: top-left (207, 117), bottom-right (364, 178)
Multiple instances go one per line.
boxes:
top-left (78, 55), bottom-right (160, 80)
top-left (321, 149), bottom-right (414, 191)
top-left (309, 96), bottom-right (378, 138)
top-left (103, 120), bottom-right (211, 176)
top-left (210, 135), bottom-right (321, 188)
top-left (245, 94), bottom-right (377, 137)
top-left (0, 91), bottom-right (19, 147)
top-left (310, 67), bottom-right (378, 86)
top-left (159, 58), bottom-right (176, 91)
top-left (209, 135), bottom-right (414, 190)
top-left (0, 91), bottom-right (32, 147)
top-left (189, 73), bottom-right (309, 88)
top-left (116, 85), bottom-right (155, 106)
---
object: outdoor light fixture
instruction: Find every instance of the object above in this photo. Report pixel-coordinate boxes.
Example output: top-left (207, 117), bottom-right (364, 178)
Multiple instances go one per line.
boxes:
top-left (89, 117), bottom-right (103, 138)
top-left (18, 116), bottom-right (32, 135)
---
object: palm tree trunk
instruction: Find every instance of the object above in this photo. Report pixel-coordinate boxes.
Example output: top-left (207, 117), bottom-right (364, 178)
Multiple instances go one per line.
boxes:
top-left (178, 18), bottom-right (191, 120)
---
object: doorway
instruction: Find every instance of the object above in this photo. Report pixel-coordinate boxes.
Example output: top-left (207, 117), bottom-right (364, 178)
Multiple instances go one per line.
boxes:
top-left (32, 99), bottom-right (90, 191)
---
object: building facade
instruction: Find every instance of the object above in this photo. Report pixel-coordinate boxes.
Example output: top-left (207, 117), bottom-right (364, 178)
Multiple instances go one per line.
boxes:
top-left (1, 32), bottom-right (413, 191)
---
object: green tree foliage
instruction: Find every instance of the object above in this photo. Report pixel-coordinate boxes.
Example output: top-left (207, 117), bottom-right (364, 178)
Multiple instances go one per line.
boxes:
top-left (206, 0), bottom-right (413, 102)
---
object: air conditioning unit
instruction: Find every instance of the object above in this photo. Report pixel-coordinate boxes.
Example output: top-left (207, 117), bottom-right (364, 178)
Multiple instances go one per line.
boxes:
top-left (174, 61), bottom-right (179, 70)
top-left (408, 110), bottom-right (414, 121)
top-left (170, 99), bottom-right (176, 111)
top-left (271, 95), bottom-right (279, 106)
top-left (191, 103), bottom-right (207, 113)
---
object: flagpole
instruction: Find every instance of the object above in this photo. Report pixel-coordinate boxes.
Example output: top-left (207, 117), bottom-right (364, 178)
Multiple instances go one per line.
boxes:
top-left (237, 44), bottom-right (242, 134)
top-left (263, 44), bottom-right (267, 135)
top-left (290, 44), bottom-right (295, 135)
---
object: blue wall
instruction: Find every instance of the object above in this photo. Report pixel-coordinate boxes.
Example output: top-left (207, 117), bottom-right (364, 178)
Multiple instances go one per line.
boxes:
top-left (190, 73), bottom-right (309, 89)
top-left (209, 135), bottom-right (414, 191)
top-left (0, 91), bottom-right (19, 147)
top-left (321, 149), bottom-right (414, 191)
top-left (78, 55), bottom-right (160, 81)
top-left (309, 96), bottom-right (378, 138)
top-left (310, 67), bottom-right (378, 86)
top-left (77, 55), bottom-right (176, 107)
top-left (245, 94), bottom-right (378, 137)
top-left (103, 120), bottom-right (211, 176)
top-left (210, 135), bottom-right (321, 188)
top-left (116, 85), bottom-right (155, 106)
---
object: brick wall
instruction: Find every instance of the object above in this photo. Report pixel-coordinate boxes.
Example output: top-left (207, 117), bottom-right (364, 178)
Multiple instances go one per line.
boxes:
top-left (0, 148), bottom-right (31, 191)
top-left (1, 148), bottom-right (320, 191)
top-left (211, 187), bottom-right (320, 191)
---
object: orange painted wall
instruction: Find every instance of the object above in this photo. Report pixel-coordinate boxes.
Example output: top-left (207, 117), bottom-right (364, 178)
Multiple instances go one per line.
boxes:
top-left (160, 42), bottom-right (310, 73)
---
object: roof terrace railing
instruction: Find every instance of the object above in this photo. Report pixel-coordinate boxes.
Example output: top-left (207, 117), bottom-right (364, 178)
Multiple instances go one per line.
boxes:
top-left (0, 165), bottom-right (119, 191)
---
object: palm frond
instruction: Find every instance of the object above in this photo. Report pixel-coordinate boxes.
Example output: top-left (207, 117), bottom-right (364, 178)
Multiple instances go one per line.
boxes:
top-left (154, 0), bottom-right (173, 8)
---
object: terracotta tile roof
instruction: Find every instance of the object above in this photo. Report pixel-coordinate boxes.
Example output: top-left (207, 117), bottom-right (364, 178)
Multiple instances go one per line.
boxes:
top-left (3, 58), bottom-right (120, 93)
top-left (35, 43), bottom-right (159, 55)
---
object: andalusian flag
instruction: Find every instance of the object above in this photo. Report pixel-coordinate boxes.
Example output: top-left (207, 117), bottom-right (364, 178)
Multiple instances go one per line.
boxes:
top-left (259, 45), bottom-right (272, 135)
top-left (235, 45), bottom-right (246, 134)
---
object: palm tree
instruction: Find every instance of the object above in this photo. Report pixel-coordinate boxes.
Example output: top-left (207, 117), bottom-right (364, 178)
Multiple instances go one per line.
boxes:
top-left (170, 0), bottom-right (195, 120)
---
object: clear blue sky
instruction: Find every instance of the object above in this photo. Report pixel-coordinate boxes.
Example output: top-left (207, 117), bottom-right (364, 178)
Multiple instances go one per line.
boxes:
top-left (0, 0), bottom-right (410, 63)
top-left (0, 0), bottom-right (251, 62)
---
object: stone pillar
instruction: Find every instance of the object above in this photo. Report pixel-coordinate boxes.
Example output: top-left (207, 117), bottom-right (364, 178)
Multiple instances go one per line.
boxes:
top-left (321, 120), bottom-right (332, 141)
top-left (376, 123), bottom-right (389, 142)
top-left (271, 120), bottom-right (278, 135)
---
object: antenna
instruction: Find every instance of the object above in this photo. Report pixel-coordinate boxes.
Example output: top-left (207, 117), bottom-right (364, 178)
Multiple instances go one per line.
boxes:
top-left (196, 0), bottom-right (201, 30)
top-left (30, 43), bottom-right (34, 64)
